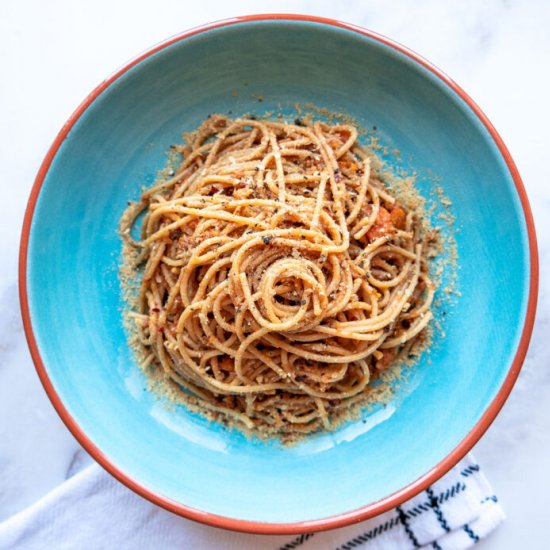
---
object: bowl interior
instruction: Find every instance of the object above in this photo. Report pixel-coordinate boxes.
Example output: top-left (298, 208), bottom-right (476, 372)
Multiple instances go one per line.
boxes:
top-left (26, 20), bottom-right (530, 525)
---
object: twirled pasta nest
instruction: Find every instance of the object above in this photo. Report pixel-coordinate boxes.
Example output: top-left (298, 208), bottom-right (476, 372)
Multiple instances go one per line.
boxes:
top-left (122, 115), bottom-right (436, 440)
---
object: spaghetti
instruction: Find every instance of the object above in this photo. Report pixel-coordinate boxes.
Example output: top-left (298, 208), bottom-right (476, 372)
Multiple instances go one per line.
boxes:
top-left (121, 114), bottom-right (436, 440)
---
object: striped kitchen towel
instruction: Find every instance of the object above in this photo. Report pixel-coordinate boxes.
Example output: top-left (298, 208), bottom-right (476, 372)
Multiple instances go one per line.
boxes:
top-left (0, 454), bottom-right (503, 549)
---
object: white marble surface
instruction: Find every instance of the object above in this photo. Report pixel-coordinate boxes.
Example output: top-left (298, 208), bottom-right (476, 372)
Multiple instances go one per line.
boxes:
top-left (1, 0), bottom-right (548, 547)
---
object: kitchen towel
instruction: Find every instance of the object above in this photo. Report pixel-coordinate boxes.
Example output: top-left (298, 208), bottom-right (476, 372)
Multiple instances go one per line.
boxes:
top-left (0, 454), bottom-right (503, 549)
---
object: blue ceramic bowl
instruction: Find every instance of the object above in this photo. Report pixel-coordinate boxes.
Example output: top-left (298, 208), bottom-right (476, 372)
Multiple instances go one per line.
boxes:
top-left (21, 15), bottom-right (537, 533)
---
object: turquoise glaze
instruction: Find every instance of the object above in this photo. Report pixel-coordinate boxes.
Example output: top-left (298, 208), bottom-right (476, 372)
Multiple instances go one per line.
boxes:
top-left (26, 20), bottom-right (530, 524)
